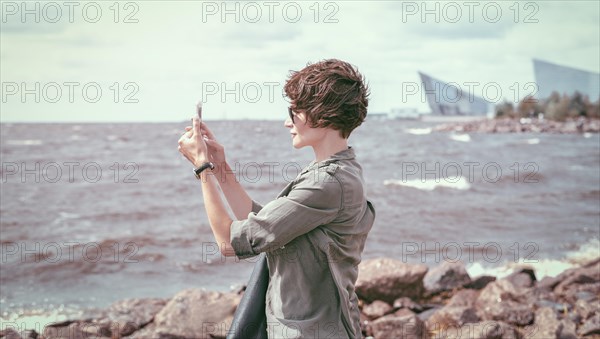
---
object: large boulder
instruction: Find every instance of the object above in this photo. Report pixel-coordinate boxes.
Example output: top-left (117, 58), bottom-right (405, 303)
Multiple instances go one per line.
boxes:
top-left (552, 258), bottom-right (600, 295)
top-left (446, 289), bottom-right (479, 308)
top-left (393, 297), bottom-right (424, 313)
top-left (355, 258), bottom-right (428, 303)
top-left (43, 321), bottom-right (111, 339)
top-left (505, 268), bottom-right (536, 288)
top-left (95, 298), bottom-right (167, 336)
top-left (362, 300), bottom-right (393, 320)
top-left (465, 275), bottom-right (496, 290)
top-left (426, 306), bottom-right (480, 332)
top-left (530, 307), bottom-right (577, 339)
top-left (423, 261), bottom-right (471, 295)
top-left (153, 289), bottom-right (241, 339)
top-left (476, 279), bottom-right (534, 326)
top-left (370, 313), bottom-right (426, 339)
top-left (456, 321), bottom-right (520, 339)
top-left (578, 312), bottom-right (600, 337)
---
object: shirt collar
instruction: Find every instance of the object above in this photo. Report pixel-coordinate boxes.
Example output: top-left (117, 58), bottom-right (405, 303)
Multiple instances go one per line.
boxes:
top-left (302, 146), bottom-right (355, 173)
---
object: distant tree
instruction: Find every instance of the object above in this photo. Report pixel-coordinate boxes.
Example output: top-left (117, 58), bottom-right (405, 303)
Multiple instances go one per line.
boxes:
top-left (495, 100), bottom-right (515, 118)
top-left (568, 91), bottom-right (586, 118)
top-left (517, 95), bottom-right (541, 118)
top-left (496, 91), bottom-right (599, 121)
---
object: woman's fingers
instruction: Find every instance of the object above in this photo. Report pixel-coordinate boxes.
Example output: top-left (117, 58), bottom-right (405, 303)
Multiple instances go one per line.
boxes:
top-left (200, 122), bottom-right (217, 140)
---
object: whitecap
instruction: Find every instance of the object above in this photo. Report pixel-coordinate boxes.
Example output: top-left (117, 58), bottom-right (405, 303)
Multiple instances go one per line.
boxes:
top-left (383, 176), bottom-right (471, 191)
top-left (6, 139), bottom-right (42, 146)
top-left (583, 133), bottom-right (592, 138)
top-left (467, 238), bottom-right (600, 280)
top-left (450, 133), bottom-right (471, 142)
top-left (525, 138), bottom-right (540, 145)
top-left (406, 128), bottom-right (432, 135)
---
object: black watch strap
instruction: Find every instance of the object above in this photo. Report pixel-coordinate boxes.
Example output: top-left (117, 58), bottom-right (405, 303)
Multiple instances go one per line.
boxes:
top-left (194, 162), bottom-right (214, 179)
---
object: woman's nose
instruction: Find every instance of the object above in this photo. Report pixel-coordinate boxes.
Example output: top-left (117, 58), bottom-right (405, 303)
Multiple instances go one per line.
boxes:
top-left (284, 117), bottom-right (293, 128)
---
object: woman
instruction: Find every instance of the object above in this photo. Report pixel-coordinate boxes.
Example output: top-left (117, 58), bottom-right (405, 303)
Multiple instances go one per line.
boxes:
top-left (178, 59), bottom-right (376, 339)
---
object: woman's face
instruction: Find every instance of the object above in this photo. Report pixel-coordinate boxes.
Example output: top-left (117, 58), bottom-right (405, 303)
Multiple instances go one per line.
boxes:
top-left (284, 111), bottom-right (326, 149)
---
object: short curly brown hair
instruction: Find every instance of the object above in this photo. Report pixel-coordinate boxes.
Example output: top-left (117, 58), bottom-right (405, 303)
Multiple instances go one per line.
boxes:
top-left (284, 59), bottom-right (370, 139)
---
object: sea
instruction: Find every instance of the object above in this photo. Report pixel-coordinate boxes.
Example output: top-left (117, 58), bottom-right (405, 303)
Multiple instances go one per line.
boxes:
top-left (1, 120), bottom-right (599, 329)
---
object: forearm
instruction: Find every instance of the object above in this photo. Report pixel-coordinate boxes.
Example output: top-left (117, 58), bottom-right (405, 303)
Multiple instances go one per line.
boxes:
top-left (212, 161), bottom-right (254, 220)
top-left (200, 170), bottom-right (236, 257)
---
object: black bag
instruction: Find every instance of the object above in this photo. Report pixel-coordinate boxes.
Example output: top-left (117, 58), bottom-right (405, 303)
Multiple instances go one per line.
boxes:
top-left (227, 252), bottom-right (269, 339)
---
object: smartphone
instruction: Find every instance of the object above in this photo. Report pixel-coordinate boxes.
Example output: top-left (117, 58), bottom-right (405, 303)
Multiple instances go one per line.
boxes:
top-left (196, 101), bottom-right (203, 126)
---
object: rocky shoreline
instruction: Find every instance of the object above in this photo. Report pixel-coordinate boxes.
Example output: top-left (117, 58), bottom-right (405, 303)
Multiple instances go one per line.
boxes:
top-left (1, 257), bottom-right (599, 339)
top-left (432, 118), bottom-right (600, 134)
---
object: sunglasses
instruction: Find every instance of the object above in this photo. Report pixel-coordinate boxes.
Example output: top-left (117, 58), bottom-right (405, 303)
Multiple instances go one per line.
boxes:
top-left (288, 107), bottom-right (296, 123)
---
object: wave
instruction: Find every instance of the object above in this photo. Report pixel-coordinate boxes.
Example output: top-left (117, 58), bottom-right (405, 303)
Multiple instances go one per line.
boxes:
top-left (406, 128), bottom-right (432, 135)
top-left (450, 133), bottom-right (471, 142)
top-left (466, 238), bottom-right (600, 280)
top-left (525, 138), bottom-right (540, 144)
top-left (383, 176), bottom-right (471, 191)
top-left (5, 139), bottom-right (43, 146)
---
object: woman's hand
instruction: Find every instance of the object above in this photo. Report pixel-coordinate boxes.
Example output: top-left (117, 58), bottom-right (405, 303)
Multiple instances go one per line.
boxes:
top-left (200, 122), bottom-right (227, 166)
top-left (184, 121), bottom-right (227, 168)
top-left (178, 117), bottom-right (208, 168)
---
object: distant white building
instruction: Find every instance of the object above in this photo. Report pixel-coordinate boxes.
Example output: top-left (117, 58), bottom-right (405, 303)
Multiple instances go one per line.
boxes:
top-left (418, 72), bottom-right (491, 116)
top-left (368, 112), bottom-right (389, 119)
top-left (390, 107), bottom-right (420, 119)
top-left (533, 59), bottom-right (600, 101)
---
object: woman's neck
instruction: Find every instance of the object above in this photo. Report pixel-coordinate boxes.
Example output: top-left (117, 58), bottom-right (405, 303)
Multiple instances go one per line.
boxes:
top-left (312, 131), bottom-right (348, 163)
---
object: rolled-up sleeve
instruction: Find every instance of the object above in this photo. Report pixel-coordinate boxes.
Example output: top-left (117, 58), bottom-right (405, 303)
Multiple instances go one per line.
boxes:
top-left (230, 173), bottom-right (342, 259)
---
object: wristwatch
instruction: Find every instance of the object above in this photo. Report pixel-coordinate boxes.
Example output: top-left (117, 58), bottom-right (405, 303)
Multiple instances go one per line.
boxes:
top-left (194, 162), bottom-right (214, 179)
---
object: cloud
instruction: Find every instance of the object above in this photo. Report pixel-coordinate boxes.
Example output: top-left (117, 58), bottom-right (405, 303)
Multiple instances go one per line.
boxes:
top-left (220, 22), bottom-right (302, 47)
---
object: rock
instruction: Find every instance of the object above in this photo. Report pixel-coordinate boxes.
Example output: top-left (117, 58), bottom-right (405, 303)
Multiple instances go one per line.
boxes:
top-left (446, 289), bottom-right (479, 308)
top-left (362, 300), bottom-right (393, 320)
top-left (574, 290), bottom-right (597, 302)
top-left (95, 298), bottom-right (167, 337)
top-left (530, 307), bottom-right (562, 339)
top-left (416, 305), bottom-right (441, 322)
top-left (423, 261), bottom-right (471, 295)
top-left (476, 280), bottom-right (534, 326)
top-left (153, 288), bottom-right (241, 339)
top-left (574, 299), bottom-right (597, 320)
top-left (394, 308), bottom-right (416, 318)
top-left (526, 307), bottom-right (577, 339)
top-left (505, 267), bottom-right (536, 288)
top-left (42, 321), bottom-right (111, 339)
top-left (370, 313), bottom-right (426, 339)
top-left (392, 297), bottom-right (424, 313)
top-left (0, 328), bottom-right (22, 339)
top-left (426, 306), bottom-right (480, 331)
top-left (553, 258), bottom-right (600, 296)
top-left (456, 321), bottom-right (520, 339)
top-left (560, 318), bottom-right (578, 339)
top-left (126, 323), bottom-right (159, 338)
top-left (359, 312), bottom-right (373, 337)
top-left (579, 312), bottom-right (600, 336)
top-left (465, 275), bottom-right (496, 290)
top-left (534, 299), bottom-right (570, 314)
top-left (355, 258), bottom-right (428, 303)
top-left (536, 275), bottom-right (562, 291)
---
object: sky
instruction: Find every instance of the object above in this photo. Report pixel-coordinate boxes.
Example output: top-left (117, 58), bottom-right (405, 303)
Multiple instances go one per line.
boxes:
top-left (1, 0), bottom-right (599, 122)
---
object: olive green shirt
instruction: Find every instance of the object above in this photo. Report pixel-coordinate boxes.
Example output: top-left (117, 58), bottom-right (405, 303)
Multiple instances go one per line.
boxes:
top-left (230, 146), bottom-right (376, 339)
